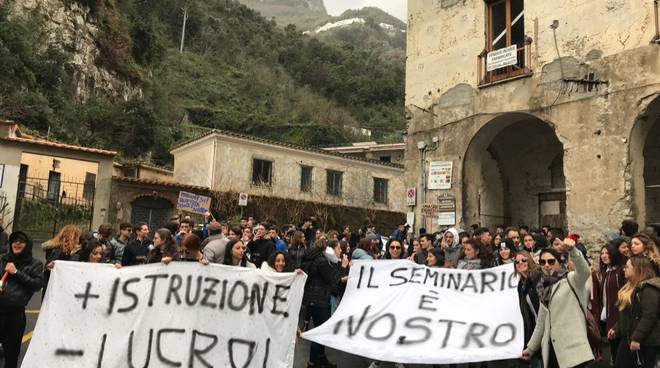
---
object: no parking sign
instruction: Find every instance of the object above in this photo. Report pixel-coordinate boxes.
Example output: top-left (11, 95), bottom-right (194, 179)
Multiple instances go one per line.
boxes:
top-left (406, 187), bottom-right (416, 206)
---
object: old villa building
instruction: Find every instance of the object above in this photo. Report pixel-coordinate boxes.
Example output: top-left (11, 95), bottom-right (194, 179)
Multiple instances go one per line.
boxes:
top-left (171, 130), bottom-right (406, 229)
top-left (405, 1), bottom-right (660, 244)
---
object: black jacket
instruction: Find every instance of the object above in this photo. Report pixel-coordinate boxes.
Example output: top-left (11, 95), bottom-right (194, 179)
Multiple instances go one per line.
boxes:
top-left (518, 270), bottom-right (541, 344)
top-left (121, 237), bottom-right (152, 266)
top-left (616, 277), bottom-right (660, 346)
top-left (247, 238), bottom-right (275, 268)
top-left (0, 231), bottom-right (44, 308)
top-left (289, 245), bottom-right (307, 270)
top-left (303, 247), bottom-right (339, 307)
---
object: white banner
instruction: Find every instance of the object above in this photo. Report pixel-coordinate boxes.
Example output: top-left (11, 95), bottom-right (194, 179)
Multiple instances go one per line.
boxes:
top-left (487, 44), bottom-right (518, 71)
top-left (22, 261), bottom-right (306, 368)
top-left (303, 261), bottom-right (523, 364)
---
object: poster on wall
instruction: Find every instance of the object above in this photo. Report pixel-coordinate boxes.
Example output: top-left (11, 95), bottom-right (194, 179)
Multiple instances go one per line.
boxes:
top-left (428, 161), bottom-right (453, 190)
top-left (437, 193), bottom-right (457, 226)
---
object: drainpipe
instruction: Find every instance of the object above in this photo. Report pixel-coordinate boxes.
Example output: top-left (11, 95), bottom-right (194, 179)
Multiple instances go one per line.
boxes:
top-left (655, 0), bottom-right (660, 42)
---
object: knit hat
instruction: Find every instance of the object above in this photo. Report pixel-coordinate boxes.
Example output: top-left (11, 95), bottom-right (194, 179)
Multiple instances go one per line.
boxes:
top-left (498, 238), bottom-right (516, 252)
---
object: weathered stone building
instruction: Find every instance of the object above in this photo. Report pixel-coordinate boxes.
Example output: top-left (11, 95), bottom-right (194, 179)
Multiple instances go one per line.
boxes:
top-left (405, 1), bottom-right (660, 245)
top-left (171, 130), bottom-right (406, 230)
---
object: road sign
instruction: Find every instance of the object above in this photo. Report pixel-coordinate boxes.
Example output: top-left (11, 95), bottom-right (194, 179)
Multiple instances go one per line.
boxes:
top-left (406, 188), bottom-right (416, 206)
top-left (238, 192), bottom-right (248, 206)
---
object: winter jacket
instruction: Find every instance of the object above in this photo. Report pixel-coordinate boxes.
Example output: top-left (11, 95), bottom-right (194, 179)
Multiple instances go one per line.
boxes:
top-left (121, 237), bottom-right (152, 266)
top-left (443, 228), bottom-right (462, 267)
top-left (527, 247), bottom-right (594, 368)
top-left (614, 277), bottom-right (660, 347)
top-left (42, 239), bottom-right (78, 290)
top-left (518, 271), bottom-right (541, 344)
top-left (352, 248), bottom-right (373, 260)
top-left (289, 245), bottom-right (307, 269)
top-left (595, 266), bottom-right (625, 332)
top-left (200, 233), bottom-right (224, 248)
top-left (0, 231), bottom-right (44, 308)
top-left (247, 238), bottom-right (275, 268)
top-left (203, 237), bottom-right (229, 264)
top-left (303, 247), bottom-right (339, 307)
top-left (109, 236), bottom-right (128, 263)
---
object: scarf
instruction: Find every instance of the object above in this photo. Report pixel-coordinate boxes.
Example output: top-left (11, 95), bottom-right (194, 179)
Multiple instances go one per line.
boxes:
top-left (537, 269), bottom-right (568, 306)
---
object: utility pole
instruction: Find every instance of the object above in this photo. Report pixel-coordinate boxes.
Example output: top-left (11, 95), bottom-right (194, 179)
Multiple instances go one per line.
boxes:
top-left (179, 6), bottom-right (188, 53)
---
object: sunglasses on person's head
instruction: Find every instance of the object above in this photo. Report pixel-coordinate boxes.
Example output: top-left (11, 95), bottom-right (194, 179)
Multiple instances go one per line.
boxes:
top-left (514, 258), bottom-right (528, 264)
top-left (539, 259), bottom-right (557, 266)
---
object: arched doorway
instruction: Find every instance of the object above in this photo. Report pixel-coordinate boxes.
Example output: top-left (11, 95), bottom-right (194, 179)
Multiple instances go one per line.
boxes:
top-left (130, 196), bottom-right (173, 231)
top-left (463, 113), bottom-right (566, 229)
top-left (630, 94), bottom-right (660, 227)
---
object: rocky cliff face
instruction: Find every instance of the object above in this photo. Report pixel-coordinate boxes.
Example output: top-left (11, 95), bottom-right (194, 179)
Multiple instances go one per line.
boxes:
top-left (7, 0), bottom-right (140, 101)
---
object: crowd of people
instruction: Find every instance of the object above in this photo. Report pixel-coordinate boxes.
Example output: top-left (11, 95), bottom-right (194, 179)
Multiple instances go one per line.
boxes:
top-left (0, 215), bottom-right (659, 368)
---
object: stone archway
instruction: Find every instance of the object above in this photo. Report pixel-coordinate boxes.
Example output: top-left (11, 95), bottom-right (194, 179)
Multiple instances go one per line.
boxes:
top-left (630, 94), bottom-right (660, 227)
top-left (462, 113), bottom-right (566, 229)
top-left (130, 196), bottom-right (174, 231)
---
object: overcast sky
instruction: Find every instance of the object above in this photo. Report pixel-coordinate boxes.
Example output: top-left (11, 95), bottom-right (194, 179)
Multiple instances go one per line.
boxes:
top-left (324, 0), bottom-right (407, 22)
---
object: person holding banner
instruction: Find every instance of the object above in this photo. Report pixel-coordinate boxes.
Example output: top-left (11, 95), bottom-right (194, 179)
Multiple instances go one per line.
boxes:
top-left (223, 239), bottom-right (256, 268)
top-left (303, 238), bottom-right (339, 368)
top-left (0, 231), bottom-right (43, 368)
top-left (523, 237), bottom-right (594, 368)
top-left (426, 246), bottom-right (445, 268)
top-left (456, 239), bottom-right (489, 270)
top-left (147, 228), bottom-right (179, 264)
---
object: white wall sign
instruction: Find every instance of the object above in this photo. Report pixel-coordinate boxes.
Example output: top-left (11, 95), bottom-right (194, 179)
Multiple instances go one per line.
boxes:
top-left (428, 161), bottom-right (453, 190)
top-left (22, 261), bottom-right (306, 368)
top-left (303, 261), bottom-right (523, 364)
top-left (238, 192), bottom-right (248, 206)
top-left (406, 187), bottom-right (416, 206)
top-left (406, 212), bottom-right (415, 228)
top-left (487, 44), bottom-right (518, 72)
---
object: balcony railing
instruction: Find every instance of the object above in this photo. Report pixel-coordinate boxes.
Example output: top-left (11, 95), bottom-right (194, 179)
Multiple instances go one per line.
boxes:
top-left (477, 39), bottom-right (533, 86)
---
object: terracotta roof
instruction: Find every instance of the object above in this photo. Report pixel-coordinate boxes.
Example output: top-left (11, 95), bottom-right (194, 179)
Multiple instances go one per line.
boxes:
top-left (118, 160), bottom-right (174, 174)
top-left (1, 136), bottom-right (116, 156)
top-left (171, 129), bottom-right (404, 169)
top-left (113, 176), bottom-right (210, 192)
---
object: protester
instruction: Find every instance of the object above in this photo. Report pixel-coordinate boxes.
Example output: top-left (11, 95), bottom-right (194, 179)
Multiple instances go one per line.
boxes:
top-left (441, 227), bottom-right (461, 267)
top-left (109, 222), bottom-right (132, 264)
top-left (495, 237), bottom-right (516, 266)
top-left (289, 231), bottom-right (308, 269)
top-left (223, 239), bottom-right (255, 268)
top-left (147, 228), bottom-right (178, 264)
top-left (407, 238), bottom-right (424, 264)
top-left (247, 223), bottom-right (276, 268)
top-left (241, 227), bottom-right (252, 243)
top-left (609, 255), bottom-right (660, 368)
top-left (384, 239), bottom-right (405, 260)
top-left (77, 238), bottom-right (104, 263)
top-left (302, 238), bottom-right (338, 368)
top-left (175, 218), bottom-right (193, 245)
top-left (620, 220), bottom-right (640, 238)
top-left (204, 224), bottom-right (237, 264)
top-left (270, 225), bottom-right (288, 252)
top-left (352, 238), bottom-right (374, 260)
top-left (456, 239), bottom-right (488, 270)
top-left (179, 234), bottom-right (209, 264)
top-left (515, 251), bottom-right (541, 354)
top-left (629, 233), bottom-right (660, 269)
top-left (523, 237), bottom-right (594, 368)
top-left (96, 223), bottom-right (115, 263)
top-left (262, 250), bottom-right (291, 273)
top-left (426, 247), bottom-right (445, 268)
top-left (121, 222), bottom-right (152, 266)
top-left (200, 221), bottom-right (224, 248)
top-left (594, 239), bottom-right (627, 364)
top-left (0, 231), bottom-right (43, 368)
top-left (42, 225), bottom-right (82, 293)
top-left (505, 227), bottom-right (522, 250)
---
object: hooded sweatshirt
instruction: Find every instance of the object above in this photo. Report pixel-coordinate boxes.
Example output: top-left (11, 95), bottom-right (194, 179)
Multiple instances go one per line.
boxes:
top-left (0, 231), bottom-right (44, 308)
top-left (443, 227), bottom-right (461, 267)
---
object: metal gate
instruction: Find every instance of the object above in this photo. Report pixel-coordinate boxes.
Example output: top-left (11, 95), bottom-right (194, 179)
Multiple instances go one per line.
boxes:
top-left (130, 196), bottom-right (173, 232)
top-left (14, 176), bottom-right (95, 241)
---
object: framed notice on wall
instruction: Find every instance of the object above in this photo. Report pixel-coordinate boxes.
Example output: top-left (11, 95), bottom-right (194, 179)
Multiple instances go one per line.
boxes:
top-left (428, 161), bottom-right (453, 190)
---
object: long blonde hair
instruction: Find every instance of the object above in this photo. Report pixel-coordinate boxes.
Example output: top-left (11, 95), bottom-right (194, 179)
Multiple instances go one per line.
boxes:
top-left (617, 255), bottom-right (658, 311)
top-left (49, 225), bottom-right (82, 256)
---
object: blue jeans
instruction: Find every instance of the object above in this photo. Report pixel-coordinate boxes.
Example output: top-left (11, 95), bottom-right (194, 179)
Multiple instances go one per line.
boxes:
top-left (308, 305), bottom-right (331, 364)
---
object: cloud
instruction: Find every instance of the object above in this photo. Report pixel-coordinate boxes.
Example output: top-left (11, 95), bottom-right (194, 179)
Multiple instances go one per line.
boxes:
top-left (324, 0), bottom-right (407, 22)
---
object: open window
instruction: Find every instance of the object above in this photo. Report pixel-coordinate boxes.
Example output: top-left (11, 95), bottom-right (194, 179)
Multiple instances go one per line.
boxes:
top-left (479, 0), bottom-right (531, 85)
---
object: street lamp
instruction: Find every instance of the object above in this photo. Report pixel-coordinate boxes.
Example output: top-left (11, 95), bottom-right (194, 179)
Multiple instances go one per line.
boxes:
top-left (417, 138), bottom-right (439, 231)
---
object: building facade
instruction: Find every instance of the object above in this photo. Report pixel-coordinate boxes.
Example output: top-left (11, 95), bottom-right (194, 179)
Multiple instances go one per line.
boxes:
top-left (405, 1), bottom-right (660, 245)
top-left (171, 130), bottom-right (406, 228)
top-left (322, 142), bottom-right (406, 164)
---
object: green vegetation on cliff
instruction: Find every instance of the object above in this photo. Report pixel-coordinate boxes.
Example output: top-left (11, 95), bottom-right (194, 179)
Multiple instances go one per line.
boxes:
top-left (0, 0), bottom-right (404, 165)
